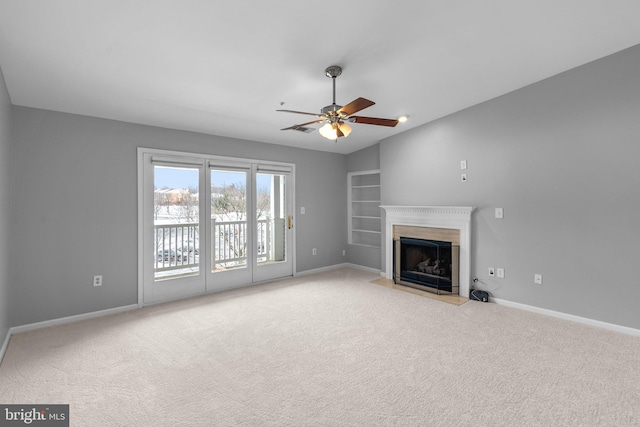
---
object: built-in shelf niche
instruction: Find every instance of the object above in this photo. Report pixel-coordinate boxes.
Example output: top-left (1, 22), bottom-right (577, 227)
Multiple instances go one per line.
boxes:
top-left (348, 169), bottom-right (381, 248)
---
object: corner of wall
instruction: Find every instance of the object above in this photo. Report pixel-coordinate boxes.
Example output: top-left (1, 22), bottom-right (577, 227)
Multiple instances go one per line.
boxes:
top-left (0, 64), bottom-right (13, 353)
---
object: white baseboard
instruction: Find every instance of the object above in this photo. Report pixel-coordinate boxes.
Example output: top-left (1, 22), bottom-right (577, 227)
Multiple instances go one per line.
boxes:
top-left (295, 263), bottom-right (381, 277)
top-left (0, 328), bottom-right (10, 365)
top-left (492, 297), bottom-right (640, 337)
top-left (294, 263), bottom-right (346, 277)
top-left (10, 304), bottom-right (139, 335)
top-left (344, 263), bottom-right (381, 275)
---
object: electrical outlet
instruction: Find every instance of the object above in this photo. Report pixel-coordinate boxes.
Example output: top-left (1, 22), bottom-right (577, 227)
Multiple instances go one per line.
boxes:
top-left (342, 249), bottom-right (346, 256)
top-left (495, 208), bottom-right (504, 219)
top-left (93, 275), bottom-right (102, 287)
top-left (312, 248), bottom-right (317, 255)
top-left (488, 267), bottom-right (495, 277)
top-left (460, 160), bottom-right (467, 170)
top-left (496, 268), bottom-right (505, 278)
top-left (534, 274), bottom-right (543, 285)
top-left (300, 206), bottom-right (305, 214)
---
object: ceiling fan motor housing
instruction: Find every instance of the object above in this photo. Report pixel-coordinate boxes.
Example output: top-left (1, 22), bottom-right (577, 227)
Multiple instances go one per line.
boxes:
top-left (321, 104), bottom-right (343, 117)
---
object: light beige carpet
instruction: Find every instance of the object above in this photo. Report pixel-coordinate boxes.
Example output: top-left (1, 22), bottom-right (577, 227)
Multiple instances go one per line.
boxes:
top-left (1, 267), bottom-right (639, 426)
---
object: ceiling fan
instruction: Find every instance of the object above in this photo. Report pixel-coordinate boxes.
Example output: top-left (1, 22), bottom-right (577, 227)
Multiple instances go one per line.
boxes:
top-left (277, 65), bottom-right (399, 141)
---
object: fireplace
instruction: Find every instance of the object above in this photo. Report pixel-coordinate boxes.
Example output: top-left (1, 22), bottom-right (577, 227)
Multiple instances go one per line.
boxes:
top-left (395, 237), bottom-right (460, 294)
top-left (381, 206), bottom-right (474, 297)
top-left (393, 225), bottom-right (460, 295)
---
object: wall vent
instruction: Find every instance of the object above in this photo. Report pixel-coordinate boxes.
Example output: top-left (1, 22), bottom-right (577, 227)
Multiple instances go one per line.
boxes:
top-left (292, 126), bottom-right (315, 134)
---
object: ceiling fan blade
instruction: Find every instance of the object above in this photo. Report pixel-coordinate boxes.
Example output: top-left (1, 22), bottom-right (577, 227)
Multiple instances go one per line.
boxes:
top-left (338, 97), bottom-right (375, 116)
top-left (280, 120), bottom-right (324, 131)
top-left (276, 109), bottom-right (321, 117)
top-left (351, 116), bottom-right (399, 127)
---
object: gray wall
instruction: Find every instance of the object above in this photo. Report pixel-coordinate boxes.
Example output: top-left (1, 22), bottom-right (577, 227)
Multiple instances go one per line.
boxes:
top-left (346, 144), bottom-right (381, 271)
top-left (380, 45), bottom-right (640, 329)
top-left (10, 107), bottom-right (347, 326)
top-left (0, 67), bottom-right (11, 342)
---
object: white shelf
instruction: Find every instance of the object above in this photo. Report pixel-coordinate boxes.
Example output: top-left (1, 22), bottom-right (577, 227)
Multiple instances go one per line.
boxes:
top-left (353, 229), bottom-right (381, 234)
top-left (349, 243), bottom-right (381, 249)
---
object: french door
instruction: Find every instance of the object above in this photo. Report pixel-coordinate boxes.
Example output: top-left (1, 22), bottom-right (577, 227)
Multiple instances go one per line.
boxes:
top-left (139, 149), bottom-right (294, 305)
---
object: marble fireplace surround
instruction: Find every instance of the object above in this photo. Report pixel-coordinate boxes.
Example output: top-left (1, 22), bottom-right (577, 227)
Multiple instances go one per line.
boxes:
top-left (380, 206), bottom-right (475, 297)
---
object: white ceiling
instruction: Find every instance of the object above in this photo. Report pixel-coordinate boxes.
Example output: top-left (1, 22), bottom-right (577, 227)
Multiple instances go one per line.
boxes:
top-left (2, 1), bottom-right (640, 154)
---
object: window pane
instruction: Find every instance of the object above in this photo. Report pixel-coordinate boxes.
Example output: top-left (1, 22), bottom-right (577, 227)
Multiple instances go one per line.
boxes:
top-left (257, 173), bottom-right (286, 265)
top-left (154, 166), bottom-right (199, 280)
top-left (211, 170), bottom-right (248, 272)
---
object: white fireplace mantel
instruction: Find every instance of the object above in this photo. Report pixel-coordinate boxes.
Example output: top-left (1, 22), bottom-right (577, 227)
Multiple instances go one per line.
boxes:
top-left (380, 206), bottom-right (475, 297)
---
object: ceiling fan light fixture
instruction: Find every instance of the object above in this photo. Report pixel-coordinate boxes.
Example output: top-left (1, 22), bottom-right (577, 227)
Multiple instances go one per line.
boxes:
top-left (338, 122), bottom-right (352, 137)
top-left (319, 123), bottom-right (338, 140)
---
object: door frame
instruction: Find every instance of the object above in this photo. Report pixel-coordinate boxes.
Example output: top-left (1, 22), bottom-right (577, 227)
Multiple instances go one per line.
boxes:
top-left (137, 147), bottom-right (296, 307)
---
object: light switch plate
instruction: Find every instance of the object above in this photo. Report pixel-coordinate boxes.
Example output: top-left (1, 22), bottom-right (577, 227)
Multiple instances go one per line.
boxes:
top-left (460, 160), bottom-right (467, 170)
top-left (495, 208), bottom-right (504, 219)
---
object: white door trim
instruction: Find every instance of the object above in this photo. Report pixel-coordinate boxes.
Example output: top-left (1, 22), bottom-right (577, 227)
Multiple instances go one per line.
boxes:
top-left (137, 147), bottom-right (296, 306)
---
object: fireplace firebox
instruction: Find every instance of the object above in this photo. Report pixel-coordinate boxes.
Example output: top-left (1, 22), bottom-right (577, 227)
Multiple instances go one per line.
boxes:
top-left (393, 235), bottom-right (460, 295)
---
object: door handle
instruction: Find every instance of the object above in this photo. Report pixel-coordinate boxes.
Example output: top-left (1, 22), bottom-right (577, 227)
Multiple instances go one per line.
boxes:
top-left (287, 215), bottom-right (293, 229)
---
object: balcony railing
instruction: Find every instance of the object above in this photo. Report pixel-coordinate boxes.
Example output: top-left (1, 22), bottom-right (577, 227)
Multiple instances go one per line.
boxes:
top-left (154, 218), bottom-right (274, 276)
top-left (212, 219), bottom-right (270, 269)
top-left (154, 223), bottom-right (199, 273)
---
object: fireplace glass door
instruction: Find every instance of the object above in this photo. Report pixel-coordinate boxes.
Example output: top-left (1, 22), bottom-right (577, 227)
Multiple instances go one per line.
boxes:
top-left (394, 237), bottom-right (459, 295)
